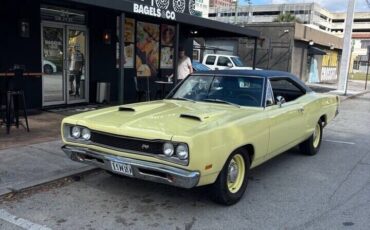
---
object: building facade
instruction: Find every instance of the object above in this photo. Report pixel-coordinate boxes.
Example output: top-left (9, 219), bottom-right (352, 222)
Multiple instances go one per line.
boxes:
top-left (0, 0), bottom-right (259, 110)
top-left (208, 3), bottom-right (370, 34)
top-left (208, 2), bottom-right (370, 75)
top-left (209, 0), bottom-right (233, 8)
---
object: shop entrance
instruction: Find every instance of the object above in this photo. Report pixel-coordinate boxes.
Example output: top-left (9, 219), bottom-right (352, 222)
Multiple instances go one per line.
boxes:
top-left (41, 22), bottom-right (88, 106)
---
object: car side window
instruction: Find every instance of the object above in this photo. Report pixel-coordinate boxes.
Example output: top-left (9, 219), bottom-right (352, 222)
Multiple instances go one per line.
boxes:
top-left (270, 78), bottom-right (305, 102)
top-left (205, 56), bottom-right (216, 65)
top-left (265, 80), bottom-right (275, 106)
top-left (217, 56), bottom-right (232, 67)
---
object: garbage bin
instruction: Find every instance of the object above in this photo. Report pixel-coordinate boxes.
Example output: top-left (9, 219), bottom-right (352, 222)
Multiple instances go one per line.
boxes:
top-left (96, 82), bottom-right (110, 103)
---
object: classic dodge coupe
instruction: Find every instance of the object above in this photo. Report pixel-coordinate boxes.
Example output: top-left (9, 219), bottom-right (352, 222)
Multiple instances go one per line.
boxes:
top-left (61, 70), bottom-right (339, 205)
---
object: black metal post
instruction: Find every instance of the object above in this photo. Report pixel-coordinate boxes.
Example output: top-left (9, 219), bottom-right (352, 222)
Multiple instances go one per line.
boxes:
top-left (118, 13), bottom-right (125, 104)
top-left (252, 37), bottom-right (257, 70)
top-left (174, 23), bottom-right (180, 84)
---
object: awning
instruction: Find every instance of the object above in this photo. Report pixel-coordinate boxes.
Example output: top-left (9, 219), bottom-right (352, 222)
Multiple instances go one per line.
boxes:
top-left (68, 0), bottom-right (260, 38)
top-left (308, 47), bottom-right (327, 56)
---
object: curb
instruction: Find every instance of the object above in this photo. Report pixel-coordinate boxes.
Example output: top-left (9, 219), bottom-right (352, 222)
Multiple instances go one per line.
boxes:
top-left (340, 90), bottom-right (369, 101)
top-left (0, 166), bottom-right (99, 198)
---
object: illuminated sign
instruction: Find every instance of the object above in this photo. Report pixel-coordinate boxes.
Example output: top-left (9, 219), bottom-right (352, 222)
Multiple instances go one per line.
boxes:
top-left (132, 0), bottom-right (197, 20)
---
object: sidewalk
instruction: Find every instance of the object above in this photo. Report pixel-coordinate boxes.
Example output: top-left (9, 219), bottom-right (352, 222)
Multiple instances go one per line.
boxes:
top-left (307, 80), bottom-right (369, 101)
top-left (0, 140), bottom-right (95, 197)
top-left (0, 110), bottom-right (96, 198)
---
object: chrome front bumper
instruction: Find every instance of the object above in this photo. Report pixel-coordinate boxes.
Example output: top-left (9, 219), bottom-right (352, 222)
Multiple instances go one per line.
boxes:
top-left (61, 145), bottom-right (200, 189)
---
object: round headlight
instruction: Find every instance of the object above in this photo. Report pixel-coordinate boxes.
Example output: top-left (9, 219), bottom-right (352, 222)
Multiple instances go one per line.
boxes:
top-left (176, 144), bottom-right (189, 160)
top-left (163, 143), bottom-right (174, 157)
top-left (81, 128), bottom-right (91, 140)
top-left (71, 126), bottom-right (81, 139)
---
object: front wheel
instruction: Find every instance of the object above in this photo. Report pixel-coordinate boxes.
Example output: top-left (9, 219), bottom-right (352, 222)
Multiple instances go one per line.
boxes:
top-left (299, 121), bottom-right (323, 156)
top-left (210, 149), bottom-right (250, 205)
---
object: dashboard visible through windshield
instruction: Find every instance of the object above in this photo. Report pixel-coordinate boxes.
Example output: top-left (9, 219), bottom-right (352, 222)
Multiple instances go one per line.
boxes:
top-left (168, 75), bottom-right (264, 107)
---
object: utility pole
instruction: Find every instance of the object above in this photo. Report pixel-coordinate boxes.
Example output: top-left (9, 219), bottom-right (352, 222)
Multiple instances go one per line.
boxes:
top-left (337, 0), bottom-right (356, 94)
top-left (366, 46), bottom-right (370, 90)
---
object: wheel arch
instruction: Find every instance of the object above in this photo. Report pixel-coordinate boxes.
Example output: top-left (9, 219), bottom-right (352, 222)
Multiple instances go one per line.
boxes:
top-left (232, 144), bottom-right (255, 164)
top-left (319, 114), bottom-right (327, 127)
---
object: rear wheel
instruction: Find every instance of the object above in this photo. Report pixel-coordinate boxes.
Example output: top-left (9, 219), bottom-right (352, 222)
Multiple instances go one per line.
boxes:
top-left (211, 149), bottom-right (250, 205)
top-left (299, 121), bottom-right (323, 156)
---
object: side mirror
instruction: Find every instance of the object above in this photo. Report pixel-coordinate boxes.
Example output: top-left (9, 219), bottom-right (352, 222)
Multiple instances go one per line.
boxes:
top-left (227, 62), bottom-right (233, 68)
top-left (276, 96), bottom-right (286, 107)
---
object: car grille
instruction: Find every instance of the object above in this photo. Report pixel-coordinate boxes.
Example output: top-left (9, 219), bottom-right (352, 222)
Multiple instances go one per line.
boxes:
top-left (90, 131), bottom-right (164, 155)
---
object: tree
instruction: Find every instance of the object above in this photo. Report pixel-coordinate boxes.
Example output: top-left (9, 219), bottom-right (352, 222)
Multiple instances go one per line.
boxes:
top-left (273, 12), bottom-right (301, 23)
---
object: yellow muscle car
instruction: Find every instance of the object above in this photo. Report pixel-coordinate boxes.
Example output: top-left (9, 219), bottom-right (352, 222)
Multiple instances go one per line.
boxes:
top-left (61, 70), bottom-right (339, 205)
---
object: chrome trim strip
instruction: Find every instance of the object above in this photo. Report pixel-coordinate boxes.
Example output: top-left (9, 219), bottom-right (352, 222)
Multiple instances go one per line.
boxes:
top-left (61, 145), bottom-right (200, 189)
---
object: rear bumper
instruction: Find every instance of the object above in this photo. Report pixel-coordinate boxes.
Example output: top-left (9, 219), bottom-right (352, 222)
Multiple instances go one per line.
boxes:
top-left (61, 145), bottom-right (200, 189)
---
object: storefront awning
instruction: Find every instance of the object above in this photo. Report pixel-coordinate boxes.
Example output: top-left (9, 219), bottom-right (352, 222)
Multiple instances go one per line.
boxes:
top-left (68, 0), bottom-right (260, 38)
top-left (308, 47), bottom-right (327, 56)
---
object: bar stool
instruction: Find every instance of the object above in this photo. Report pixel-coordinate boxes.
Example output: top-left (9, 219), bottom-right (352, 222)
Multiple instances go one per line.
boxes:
top-left (5, 69), bottom-right (29, 134)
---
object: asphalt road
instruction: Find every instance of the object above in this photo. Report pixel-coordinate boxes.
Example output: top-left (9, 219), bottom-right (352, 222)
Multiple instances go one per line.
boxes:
top-left (1, 93), bottom-right (370, 230)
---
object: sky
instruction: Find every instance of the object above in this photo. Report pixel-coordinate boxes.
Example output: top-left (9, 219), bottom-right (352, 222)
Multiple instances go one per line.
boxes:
top-left (243, 0), bottom-right (370, 12)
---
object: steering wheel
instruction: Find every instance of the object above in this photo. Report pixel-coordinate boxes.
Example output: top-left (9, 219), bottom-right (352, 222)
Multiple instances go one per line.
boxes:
top-left (240, 94), bottom-right (259, 106)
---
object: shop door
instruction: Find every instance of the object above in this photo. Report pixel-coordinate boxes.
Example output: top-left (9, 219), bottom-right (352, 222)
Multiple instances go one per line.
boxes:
top-left (41, 22), bottom-right (88, 106)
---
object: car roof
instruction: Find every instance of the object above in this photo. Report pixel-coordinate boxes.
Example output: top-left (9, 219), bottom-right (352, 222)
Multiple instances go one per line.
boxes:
top-left (192, 69), bottom-right (312, 92)
top-left (204, 54), bottom-right (238, 57)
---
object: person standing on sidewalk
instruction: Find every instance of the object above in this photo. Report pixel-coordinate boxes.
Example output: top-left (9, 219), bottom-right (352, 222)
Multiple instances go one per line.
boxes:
top-left (68, 45), bottom-right (85, 96)
top-left (177, 47), bottom-right (193, 81)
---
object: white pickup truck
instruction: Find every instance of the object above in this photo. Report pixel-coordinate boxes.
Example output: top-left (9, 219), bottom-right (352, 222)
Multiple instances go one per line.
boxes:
top-left (202, 54), bottom-right (257, 70)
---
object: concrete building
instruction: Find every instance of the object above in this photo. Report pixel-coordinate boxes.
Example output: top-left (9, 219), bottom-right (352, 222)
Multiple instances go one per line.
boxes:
top-left (208, 2), bottom-right (370, 75)
top-left (195, 0), bottom-right (210, 17)
top-left (209, 0), bottom-right (233, 8)
top-left (208, 3), bottom-right (370, 34)
top-left (204, 23), bottom-right (343, 82)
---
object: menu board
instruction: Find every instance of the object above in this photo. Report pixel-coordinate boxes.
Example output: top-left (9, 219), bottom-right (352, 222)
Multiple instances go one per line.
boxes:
top-left (160, 47), bottom-right (173, 69)
top-left (161, 25), bottom-right (175, 46)
top-left (124, 18), bottom-right (135, 43)
top-left (160, 24), bottom-right (175, 69)
top-left (136, 21), bottom-right (159, 77)
top-left (124, 18), bottom-right (135, 68)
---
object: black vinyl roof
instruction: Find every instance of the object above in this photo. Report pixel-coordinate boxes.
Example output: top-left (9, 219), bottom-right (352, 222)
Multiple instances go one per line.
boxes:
top-left (194, 69), bottom-right (312, 92)
top-left (68, 0), bottom-right (260, 38)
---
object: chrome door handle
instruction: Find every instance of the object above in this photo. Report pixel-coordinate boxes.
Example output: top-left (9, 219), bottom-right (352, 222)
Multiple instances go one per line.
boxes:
top-left (298, 107), bottom-right (305, 113)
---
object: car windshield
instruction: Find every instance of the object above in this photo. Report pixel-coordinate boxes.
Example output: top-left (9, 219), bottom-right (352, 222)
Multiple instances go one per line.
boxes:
top-left (231, 57), bottom-right (246, 67)
top-left (168, 75), bottom-right (264, 107)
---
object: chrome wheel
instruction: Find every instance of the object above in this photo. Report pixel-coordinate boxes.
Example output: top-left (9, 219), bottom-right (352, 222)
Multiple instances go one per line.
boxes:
top-left (313, 123), bottom-right (321, 148)
top-left (227, 154), bottom-right (245, 194)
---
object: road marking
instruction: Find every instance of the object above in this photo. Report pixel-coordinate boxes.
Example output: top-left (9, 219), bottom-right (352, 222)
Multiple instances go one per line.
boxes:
top-left (323, 139), bottom-right (355, 145)
top-left (0, 209), bottom-right (52, 230)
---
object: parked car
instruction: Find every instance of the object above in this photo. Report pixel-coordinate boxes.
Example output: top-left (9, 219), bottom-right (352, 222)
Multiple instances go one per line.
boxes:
top-left (61, 70), bottom-right (339, 205)
top-left (192, 60), bottom-right (210, 72)
top-left (42, 60), bottom-right (57, 74)
top-left (202, 54), bottom-right (257, 70)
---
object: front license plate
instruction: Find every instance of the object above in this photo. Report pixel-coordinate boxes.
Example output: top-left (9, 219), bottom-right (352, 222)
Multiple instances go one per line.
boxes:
top-left (110, 161), bottom-right (133, 176)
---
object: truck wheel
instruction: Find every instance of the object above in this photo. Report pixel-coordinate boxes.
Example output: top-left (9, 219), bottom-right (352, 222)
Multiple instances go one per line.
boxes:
top-left (43, 64), bottom-right (53, 74)
top-left (211, 149), bottom-right (250, 205)
top-left (299, 121), bottom-right (323, 156)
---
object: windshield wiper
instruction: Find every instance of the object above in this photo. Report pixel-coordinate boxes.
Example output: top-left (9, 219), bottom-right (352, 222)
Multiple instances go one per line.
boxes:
top-left (171, 97), bottom-right (196, 103)
top-left (202, 99), bottom-right (240, 108)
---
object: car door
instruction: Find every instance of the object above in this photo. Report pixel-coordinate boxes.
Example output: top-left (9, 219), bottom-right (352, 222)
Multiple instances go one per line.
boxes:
top-left (265, 78), bottom-right (307, 157)
top-left (216, 56), bottom-right (233, 70)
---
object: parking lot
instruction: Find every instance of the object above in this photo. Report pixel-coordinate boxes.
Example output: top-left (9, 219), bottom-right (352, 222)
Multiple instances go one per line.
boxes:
top-left (1, 93), bottom-right (370, 230)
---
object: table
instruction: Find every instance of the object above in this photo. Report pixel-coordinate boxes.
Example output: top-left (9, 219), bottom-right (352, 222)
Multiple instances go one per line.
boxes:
top-left (154, 81), bottom-right (174, 99)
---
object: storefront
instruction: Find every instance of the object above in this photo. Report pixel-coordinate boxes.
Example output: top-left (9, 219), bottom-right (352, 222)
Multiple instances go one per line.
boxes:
top-left (0, 0), bottom-right (260, 109)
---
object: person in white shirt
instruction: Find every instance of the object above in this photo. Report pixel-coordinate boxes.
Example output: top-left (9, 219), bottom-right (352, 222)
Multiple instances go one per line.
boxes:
top-left (177, 47), bottom-right (193, 81)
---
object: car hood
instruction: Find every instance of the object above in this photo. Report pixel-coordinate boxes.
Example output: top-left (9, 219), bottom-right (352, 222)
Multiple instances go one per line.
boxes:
top-left (70, 100), bottom-right (262, 139)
